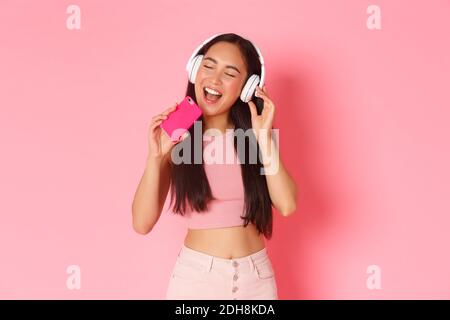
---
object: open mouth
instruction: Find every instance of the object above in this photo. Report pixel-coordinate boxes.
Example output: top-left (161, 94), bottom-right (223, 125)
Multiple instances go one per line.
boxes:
top-left (203, 86), bottom-right (223, 104)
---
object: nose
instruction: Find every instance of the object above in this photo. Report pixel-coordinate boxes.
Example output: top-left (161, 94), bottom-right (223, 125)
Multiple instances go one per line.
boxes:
top-left (209, 70), bottom-right (223, 85)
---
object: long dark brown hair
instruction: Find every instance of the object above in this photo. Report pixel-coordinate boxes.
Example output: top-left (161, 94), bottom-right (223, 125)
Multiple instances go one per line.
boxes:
top-left (169, 33), bottom-right (274, 239)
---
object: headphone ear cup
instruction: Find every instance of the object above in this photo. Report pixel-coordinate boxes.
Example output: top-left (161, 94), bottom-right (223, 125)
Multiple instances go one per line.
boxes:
top-left (240, 74), bottom-right (260, 103)
top-left (188, 55), bottom-right (203, 84)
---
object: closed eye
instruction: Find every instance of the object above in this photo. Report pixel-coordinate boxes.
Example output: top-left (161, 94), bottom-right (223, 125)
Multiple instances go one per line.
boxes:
top-left (203, 65), bottom-right (236, 77)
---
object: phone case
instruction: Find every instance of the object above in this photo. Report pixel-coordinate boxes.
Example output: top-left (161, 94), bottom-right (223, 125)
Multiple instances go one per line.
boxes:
top-left (160, 96), bottom-right (203, 143)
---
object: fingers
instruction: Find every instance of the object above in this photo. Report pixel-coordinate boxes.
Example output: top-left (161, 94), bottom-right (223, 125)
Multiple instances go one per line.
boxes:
top-left (255, 86), bottom-right (269, 100)
top-left (150, 103), bottom-right (178, 128)
top-left (151, 102), bottom-right (178, 122)
top-left (179, 131), bottom-right (190, 142)
top-left (150, 113), bottom-right (169, 131)
top-left (150, 118), bottom-right (164, 131)
top-left (150, 116), bottom-right (167, 132)
top-left (149, 102), bottom-right (179, 133)
top-left (162, 103), bottom-right (178, 116)
top-left (260, 84), bottom-right (268, 95)
top-left (151, 114), bottom-right (168, 122)
top-left (247, 100), bottom-right (257, 118)
top-left (255, 86), bottom-right (275, 111)
top-left (170, 131), bottom-right (189, 145)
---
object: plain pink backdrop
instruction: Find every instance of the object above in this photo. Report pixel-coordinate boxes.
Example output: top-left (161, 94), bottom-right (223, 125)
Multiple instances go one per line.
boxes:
top-left (1, 0), bottom-right (449, 299)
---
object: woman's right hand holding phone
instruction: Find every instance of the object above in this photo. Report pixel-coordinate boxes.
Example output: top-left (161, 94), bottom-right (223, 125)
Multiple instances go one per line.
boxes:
top-left (147, 103), bottom-right (185, 162)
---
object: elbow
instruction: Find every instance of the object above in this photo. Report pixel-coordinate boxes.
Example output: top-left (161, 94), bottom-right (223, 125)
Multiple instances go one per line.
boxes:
top-left (132, 212), bottom-right (153, 235)
top-left (133, 220), bottom-right (153, 234)
top-left (280, 184), bottom-right (298, 217)
top-left (279, 200), bottom-right (297, 217)
top-left (133, 222), bottom-right (152, 235)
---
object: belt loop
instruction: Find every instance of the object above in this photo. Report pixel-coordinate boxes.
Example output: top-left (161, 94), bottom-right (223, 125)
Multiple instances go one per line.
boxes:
top-left (205, 256), bottom-right (213, 273)
top-left (247, 255), bottom-right (256, 273)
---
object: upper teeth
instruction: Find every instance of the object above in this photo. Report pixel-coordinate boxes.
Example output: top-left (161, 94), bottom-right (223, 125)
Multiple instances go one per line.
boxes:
top-left (205, 87), bottom-right (221, 96)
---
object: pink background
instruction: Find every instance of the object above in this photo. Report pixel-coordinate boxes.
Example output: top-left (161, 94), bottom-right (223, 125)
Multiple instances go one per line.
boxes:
top-left (1, 0), bottom-right (449, 299)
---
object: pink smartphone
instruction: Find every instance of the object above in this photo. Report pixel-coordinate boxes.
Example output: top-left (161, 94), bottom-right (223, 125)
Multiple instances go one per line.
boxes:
top-left (160, 96), bottom-right (203, 143)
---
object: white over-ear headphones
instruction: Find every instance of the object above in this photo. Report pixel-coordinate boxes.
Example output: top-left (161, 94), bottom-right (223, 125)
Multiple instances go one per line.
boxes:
top-left (185, 33), bottom-right (266, 103)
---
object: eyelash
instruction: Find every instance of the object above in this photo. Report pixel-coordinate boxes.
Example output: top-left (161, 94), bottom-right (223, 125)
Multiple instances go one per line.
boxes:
top-left (203, 65), bottom-right (235, 78)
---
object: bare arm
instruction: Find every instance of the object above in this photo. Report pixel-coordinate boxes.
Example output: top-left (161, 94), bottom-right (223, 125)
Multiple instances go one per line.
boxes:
top-left (248, 85), bottom-right (298, 217)
top-left (258, 131), bottom-right (298, 217)
top-left (131, 103), bottom-right (181, 235)
top-left (131, 153), bottom-right (172, 234)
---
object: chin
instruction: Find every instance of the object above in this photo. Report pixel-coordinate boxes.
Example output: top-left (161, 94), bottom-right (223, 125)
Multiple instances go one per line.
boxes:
top-left (199, 103), bottom-right (223, 117)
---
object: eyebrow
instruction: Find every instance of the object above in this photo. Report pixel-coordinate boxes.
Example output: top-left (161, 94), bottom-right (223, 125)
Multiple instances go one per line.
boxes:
top-left (204, 56), bottom-right (241, 74)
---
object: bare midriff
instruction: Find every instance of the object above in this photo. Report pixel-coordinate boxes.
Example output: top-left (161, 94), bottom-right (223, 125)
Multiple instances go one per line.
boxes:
top-left (183, 223), bottom-right (266, 259)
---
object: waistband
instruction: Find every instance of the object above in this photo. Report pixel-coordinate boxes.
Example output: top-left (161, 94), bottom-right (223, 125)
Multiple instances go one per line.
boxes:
top-left (177, 243), bottom-right (269, 273)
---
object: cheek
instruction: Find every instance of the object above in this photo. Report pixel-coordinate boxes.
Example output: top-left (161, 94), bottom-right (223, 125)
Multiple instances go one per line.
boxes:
top-left (194, 84), bottom-right (201, 99)
top-left (194, 71), bottom-right (207, 94)
top-left (196, 68), bottom-right (208, 82)
top-left (224, 80), bottom-right (244, 98)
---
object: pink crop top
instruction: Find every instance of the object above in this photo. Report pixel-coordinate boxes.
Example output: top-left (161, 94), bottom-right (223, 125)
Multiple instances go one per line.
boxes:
top-left (182, 129), bottom-right (246, 229)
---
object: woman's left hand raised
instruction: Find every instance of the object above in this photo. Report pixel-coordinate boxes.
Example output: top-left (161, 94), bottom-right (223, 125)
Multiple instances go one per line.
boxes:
top-left (247, 85), bottom-right (275, 141)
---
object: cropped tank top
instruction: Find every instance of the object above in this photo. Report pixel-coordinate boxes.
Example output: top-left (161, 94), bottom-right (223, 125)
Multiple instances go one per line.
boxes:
top-left (182, 129), bottom-right (246, 229)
